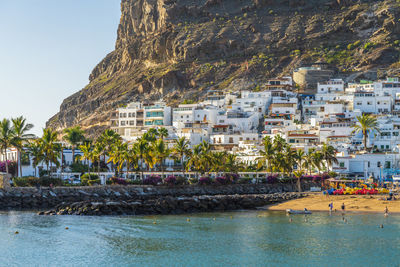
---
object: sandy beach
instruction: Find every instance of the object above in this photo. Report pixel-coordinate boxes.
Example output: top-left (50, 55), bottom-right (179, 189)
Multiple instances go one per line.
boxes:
top-left (268, 193), bottom-right (400, 213)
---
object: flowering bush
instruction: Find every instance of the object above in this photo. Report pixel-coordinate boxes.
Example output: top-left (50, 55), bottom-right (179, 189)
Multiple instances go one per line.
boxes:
top-left (0, 161), bottom-right (17, 176)
top-left (199, 176), bottom-right (212, 185)
top-left (266, 175), bottom-right (278, 184)
top-left (223, 173), bottom-right (238, 183)
top-left (143, 175), bottom-right (162, 186)
top-left (175, 176), bottom-right (188, 185)
top-left (164, 175), bottom-right (177, 186)
top-left (215, 176), bottom-right (229, 185)
top-left (109, 177), bottom-right (128, 185)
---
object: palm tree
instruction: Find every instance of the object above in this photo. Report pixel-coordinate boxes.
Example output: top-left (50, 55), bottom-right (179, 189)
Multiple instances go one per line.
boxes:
top-left (224, 153), bottom-right (240, 173)
top-left (303, 148), bottom-right (317, 175)
top-left (152, 139), bottom-right (171, 179)
top-left (173, 137), bottom-right (190, 175)
top-left (294, 150), bottom-right (306, 191)
top-left (0, 119), bottom-right (16, 174)
top-left (133, 138), bottom-right (150, 181)
top-left (27, 140), bottom-right (43, 177)
top-left (108, 140), bottom-right (127, 176)
top-left (352, 114), bottom-right (379, 151)
top-left (99, 129), bottom-right (121, 171)
top-left (257, 136), bottom-right (275, 174)
top-left (40, 128), bottom-right (60, 176)
top-left (11, 116), bottom-right (35, 177)
top-left (186, 144), bottom-right (203, 176)
top-left (93, 141), bottom-right (104, 177)
top-left (321, 143), bottom-right (338, 172)
top-left (79, 141), bottom-right (94, 175)
top-left (158, 127), bottom-right (169, 140)
top-left (311, 150), bottom-right (324, 174)
top-left (125, 145), bottom-right (138, 179)
top-left (63, 126), bottom-right (85, 164)
top-left (210, 151), bottom-right (227, 173)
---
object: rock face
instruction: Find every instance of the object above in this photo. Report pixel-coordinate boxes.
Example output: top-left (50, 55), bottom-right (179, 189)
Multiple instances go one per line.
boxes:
top-left (0, 183), bottom-right (317, 213)
top-left (47, 0), bottom-right (400, 135)
top-left (44, 193), bottom-right (304, 216)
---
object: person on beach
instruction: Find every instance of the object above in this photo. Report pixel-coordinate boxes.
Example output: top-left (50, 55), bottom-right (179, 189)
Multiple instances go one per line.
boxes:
top-left (385, 206), bottom-right (389, 216)
top-left (329, 202), bottom-right (333, 212)
top-left (341, 203), bottom-right (345, 213)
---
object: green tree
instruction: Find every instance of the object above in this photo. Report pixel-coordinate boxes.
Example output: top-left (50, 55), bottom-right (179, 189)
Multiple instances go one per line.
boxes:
top-left (158, 127), bottom-right (169, 140)
top-left (39, 128), bottom-right (60, 176)
top-left (11, 116), bottom-right (35, 177)
top-left (27, 140), bottom-right (43, 177)
top-left (257, 136), bottom-right (275, 174)
top-left (98, 129), bottom-right (121, 171)
top-left (133, 138), bottom-right (150, 181)
top-left (0, 119), bottom-right (16, 174)
top-left (63, 126), bottom-right (85, 164)
top-left (352, 114), bottom-right (379, 151)
top-left (321, 143), bottom-right (338, 172)
top-left (152, 139), bottom-right (171, 179)
top-left (173, 137), bottom-right (190, 175)
top-left (79, 141), bottom-right (94, 176)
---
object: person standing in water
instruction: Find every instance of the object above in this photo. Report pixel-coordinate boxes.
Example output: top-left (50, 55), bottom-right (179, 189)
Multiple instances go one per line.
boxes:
top-left (384, 206), bottom-right (389, 216)
top-left (329, 202), bottom-right (333, 213)
top-left (341, 203), bottom-right (345, 214)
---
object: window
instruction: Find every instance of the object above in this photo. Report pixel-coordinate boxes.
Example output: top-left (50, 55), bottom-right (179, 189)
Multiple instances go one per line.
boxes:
top-left (121, 121), bottom-right (126, 126)
top-left (356, 102), bottom-right (362, 105)
top-left (339, 162), bottom-right (345, 168)
top-left (377, 162), bottom-right (381, 167)
top-left (367, 102), bottom-right (372, 105)
top-left (229, 137), bottom-right (234, 143)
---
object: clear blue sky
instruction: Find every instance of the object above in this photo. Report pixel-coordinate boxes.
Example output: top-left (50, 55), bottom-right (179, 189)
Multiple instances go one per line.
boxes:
top-left (0, 0), bottom-right (121, 136)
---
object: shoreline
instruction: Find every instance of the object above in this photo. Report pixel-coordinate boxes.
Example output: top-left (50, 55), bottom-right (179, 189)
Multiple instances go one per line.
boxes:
top-left (267, 194), bottom-right (400, 214)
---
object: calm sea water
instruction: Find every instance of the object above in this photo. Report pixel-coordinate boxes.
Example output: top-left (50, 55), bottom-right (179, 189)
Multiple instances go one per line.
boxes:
top-left (0, 211), bottom-right (399, 267)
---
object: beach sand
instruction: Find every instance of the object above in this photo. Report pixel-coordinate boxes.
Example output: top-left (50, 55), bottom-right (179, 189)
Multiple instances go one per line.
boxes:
top-left (268, 194), bottom-right (400, 213)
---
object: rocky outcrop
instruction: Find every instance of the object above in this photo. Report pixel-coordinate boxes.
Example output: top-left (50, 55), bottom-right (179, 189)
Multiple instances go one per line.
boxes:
top-left (42, 193), bottom-right (304, 216)
top-left (47, 0), bottom-right (400, 135)
top-left (0, 183), bottom-right (317, 212)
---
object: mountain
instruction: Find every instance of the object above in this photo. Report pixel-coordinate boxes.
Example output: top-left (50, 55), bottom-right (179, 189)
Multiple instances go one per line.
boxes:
top-left (47, 0), bottom-right (400, 135)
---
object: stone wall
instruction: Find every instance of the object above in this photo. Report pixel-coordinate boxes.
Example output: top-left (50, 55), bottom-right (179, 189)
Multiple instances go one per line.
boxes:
top-left (0, 182), bottom-right (318, 213)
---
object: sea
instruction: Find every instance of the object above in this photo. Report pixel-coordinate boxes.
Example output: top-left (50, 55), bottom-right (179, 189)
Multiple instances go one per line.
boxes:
top-left (0, 210), bottom-right (398, 266)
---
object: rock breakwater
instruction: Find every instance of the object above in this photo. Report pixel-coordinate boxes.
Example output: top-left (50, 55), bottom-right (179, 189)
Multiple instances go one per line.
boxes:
top-left (40, 193), bottom-right (304, 216)
top-left (0, 183), bottom-right (317, 215)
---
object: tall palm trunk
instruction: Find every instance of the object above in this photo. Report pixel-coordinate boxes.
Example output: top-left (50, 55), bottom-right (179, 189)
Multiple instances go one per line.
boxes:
top-left (71, 146), bottom-right (75, 164)
top-left (18, 149), bottom-right (22, 177)
top-left (4, 149), bottom-right (9, 174)
top-left (363, 129), bottom-right (367, 151)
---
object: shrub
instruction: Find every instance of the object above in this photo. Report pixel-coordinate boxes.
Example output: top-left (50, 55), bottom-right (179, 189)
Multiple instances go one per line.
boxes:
top-left (225, 173), bottom-right (240, 183)
top-left (312, 175), bottom-right (322, 182)
top-left (238, 178), bottom-right (252, 184)
top-left (199, 176), bottom-right (212, 185)
top-left (109, 177), bottom-right (127, 185)
top-left (69, 163), bottom-right (87, 173)
top-left (81, 174), bottom-right (100, 186)
top-left (13, 177), bottom-right (39, 187)
top-left (215, 176), bottom-right (229, 185)
top-left (0, 161), bottom-right (17, 176)
top-left (188, 178), bottom-right (198, 185)
top-left (128, 179), bottom-right (142, 185)
top-left (175, 176), bottom-right (188, 185)
top-left (164, 175), bottom-right (177, 186)
top-left (328, 171), bottom-right (338, 178)
top-left (143, 175), bottom-right (162, 186)
top-left (267, 175), bottom-right (278, 184)
top-left (39, 177), bottom-right (63, 187)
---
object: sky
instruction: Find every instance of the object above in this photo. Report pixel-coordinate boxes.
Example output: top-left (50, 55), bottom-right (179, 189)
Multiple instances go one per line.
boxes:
top-left (0, 0), bottom-right (121, 136)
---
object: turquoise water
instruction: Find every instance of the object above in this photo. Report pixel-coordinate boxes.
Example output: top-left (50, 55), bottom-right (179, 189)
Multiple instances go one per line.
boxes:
top-left (0, 211), bottom-right (399, 267)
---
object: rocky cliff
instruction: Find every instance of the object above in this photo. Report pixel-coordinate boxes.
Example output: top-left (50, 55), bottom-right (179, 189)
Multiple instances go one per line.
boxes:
top-left (47, 0), bottom-right (400, 135)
